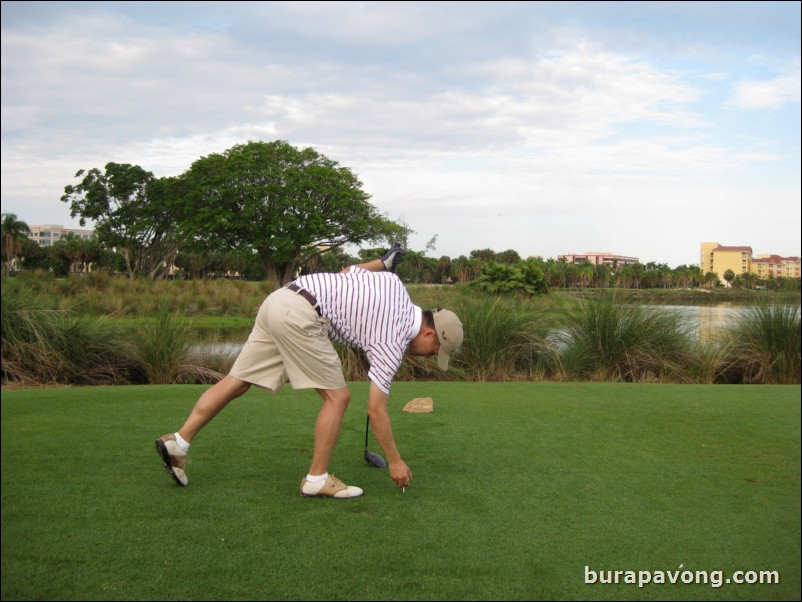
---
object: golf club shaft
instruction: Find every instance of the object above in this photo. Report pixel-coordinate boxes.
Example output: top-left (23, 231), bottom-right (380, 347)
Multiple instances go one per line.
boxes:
top-left (363, 243), bottom-right (398, 467)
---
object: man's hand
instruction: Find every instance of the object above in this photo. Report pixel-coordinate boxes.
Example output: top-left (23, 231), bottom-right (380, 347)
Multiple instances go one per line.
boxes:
top-left (381, 244), bottom-right (404, 272)
top-left (389, 458), bottom-right (413, 489)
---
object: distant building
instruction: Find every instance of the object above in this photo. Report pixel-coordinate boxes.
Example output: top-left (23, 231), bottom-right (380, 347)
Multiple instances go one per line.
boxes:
top-left (699, 242), bottom-right (752, 282)
top-left (28, 224), bottom-right (95, 247)
top-left (700, 242), bottom-right (800, 284)
top-left (557, 252), bottom-right (639, 268)
top-left (751, 254), bottom-right (801, 280)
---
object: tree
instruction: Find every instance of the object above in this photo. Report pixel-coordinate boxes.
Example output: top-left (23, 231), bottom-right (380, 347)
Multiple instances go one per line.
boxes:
top-left (1, 213), bottom-right (32, 276)
top-left (469, 249), bottom-right (497, 263)
top-left (723, 269), bottom-right (736, 288)
top-left (704, 271), bottom-right (719, 289)
top-left (495, 249), bottom-right (521, 264)
top-left (51, 233), bottom-right (101, 273)
top-left (631, 262), bottom-right (644, 289)
top-left (474, 260), bottom-right (549, 296)
top-left (616, 264), bottom-right (635, 288)
top-left (178, 140), bottom-right (403, 285)
top-left (451, 255), bottom-right (478, 283)
top-left (594, 263), bottom-right (611, 288)
top-left (741, 271), bottom-right (759, 290)
top-left (17, 236), bottom-right (48, 271)
top-left (436, 255), bottom-right (453, 284)
top-left (577, 261), bottom-right (595, 288)
top-left (544, 257), bottom-right (570, 288)
top-left (61, 163), bottom-right (184, 278)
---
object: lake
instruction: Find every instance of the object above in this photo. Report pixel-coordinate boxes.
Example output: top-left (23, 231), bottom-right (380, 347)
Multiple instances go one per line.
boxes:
top-left (636, 303), bottom-right (800, 340)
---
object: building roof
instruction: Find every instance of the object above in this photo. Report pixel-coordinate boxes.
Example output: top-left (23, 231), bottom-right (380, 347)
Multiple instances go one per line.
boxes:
top-left (753, 255), bottom-right (800, 263)
top-left (713, 245), bottom-right (752, 253)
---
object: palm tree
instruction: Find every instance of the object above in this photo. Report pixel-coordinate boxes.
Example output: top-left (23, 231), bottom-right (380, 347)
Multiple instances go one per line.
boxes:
top-left (704, 271), bottom-right (719, 290)
top-left (1, 213), bottom-right (32, 276)
top-left (741, 271), bottom-right (759, 290)
top-left (578, 261), bottom-right (595, 288)
top-left (723, 269), bottom-right (736, 288)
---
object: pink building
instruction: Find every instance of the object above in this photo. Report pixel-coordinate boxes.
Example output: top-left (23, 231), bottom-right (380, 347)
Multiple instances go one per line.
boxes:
top-left (557, 252), bottom-right (639, 267)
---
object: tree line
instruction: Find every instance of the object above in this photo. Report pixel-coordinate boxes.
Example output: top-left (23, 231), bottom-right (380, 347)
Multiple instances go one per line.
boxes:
top-left (4, 211), bottom-right (798, 292)
top-left (1, 138), bottom-right (799, 291)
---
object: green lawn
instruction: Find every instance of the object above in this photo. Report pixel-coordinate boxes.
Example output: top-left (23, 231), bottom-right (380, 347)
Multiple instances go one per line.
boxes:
top-left (2, 382), bottom-right (799, 601)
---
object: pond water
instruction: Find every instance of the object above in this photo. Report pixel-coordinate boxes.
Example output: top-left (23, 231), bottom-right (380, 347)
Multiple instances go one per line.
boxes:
top-left (634, 303), bottom-right (800, 340)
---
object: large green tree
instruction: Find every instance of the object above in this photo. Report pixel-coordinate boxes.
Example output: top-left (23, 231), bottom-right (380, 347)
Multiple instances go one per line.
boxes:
top-left (178, 140), bottom-right (402, 284)
top-left (61, 163), bottom-right (184, 278)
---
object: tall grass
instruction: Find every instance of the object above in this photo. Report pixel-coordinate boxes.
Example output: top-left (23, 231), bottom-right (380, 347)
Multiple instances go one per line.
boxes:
top-left (5, 271), bottom-right (273, 318)
top-left (717, 303), bottom-right (801, 384)
top-left (552, 295), bottom-right (696, 382)
top-left (1, 280), bottom-right (132, 385)
top-left (2, 275), bottom-right (800, 386)
top-left (451, 294), bottom-right (556, 381)
top-left (131, 303), bottom-right (224, 384)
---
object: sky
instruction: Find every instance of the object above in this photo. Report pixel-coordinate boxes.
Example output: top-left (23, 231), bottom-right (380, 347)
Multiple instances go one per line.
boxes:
top-left (1, 1), bottom-right (800, 268)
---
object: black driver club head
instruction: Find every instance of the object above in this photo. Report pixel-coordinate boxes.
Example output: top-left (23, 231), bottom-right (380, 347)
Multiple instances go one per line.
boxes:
top-left (364, 449), bottom-right (388, 468)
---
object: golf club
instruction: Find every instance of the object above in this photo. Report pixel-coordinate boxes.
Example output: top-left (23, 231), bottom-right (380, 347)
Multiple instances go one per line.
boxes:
top-left (364, 415), bottom-right (387, 468)
top-left (362, 243), bottom-right (400, 469)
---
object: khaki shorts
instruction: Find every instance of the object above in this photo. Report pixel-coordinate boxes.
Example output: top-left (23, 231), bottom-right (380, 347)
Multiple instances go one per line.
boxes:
top-left (229, 287), bottom-right (346, 391)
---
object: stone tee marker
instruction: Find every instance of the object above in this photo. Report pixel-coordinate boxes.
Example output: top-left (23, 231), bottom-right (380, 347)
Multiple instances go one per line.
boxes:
top-left (402, 397), bottom-right (434, 413)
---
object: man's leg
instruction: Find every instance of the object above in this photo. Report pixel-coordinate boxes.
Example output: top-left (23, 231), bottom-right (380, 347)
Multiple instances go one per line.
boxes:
top-left (156, 375), bottom-right (251, 486)
top-left (300, 386), bottom-right (363, 498)
top-left (178, 374), bottom-right (251, 442)
top-left (308, 386), bottom-right (351, 476)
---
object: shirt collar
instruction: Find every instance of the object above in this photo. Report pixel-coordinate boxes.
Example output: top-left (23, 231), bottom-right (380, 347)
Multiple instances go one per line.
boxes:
top-left (410, 305), bottom-right (423, 341)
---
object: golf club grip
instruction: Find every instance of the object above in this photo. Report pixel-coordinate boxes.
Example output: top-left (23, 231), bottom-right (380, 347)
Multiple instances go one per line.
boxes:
top-left (391, 241), bottom-right (401, 273)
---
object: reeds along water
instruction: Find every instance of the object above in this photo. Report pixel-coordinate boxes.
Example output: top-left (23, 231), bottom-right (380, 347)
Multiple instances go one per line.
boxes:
top-left (716, 304), bottom-right (801, 384)
top-left (1, 275), bottom-right (799, 386)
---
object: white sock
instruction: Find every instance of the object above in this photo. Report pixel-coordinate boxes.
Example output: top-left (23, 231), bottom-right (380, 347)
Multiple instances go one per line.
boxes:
top-left (305, 472), bottom-right (328, 483)
top-left (174, 432), bottom-right (190, 453)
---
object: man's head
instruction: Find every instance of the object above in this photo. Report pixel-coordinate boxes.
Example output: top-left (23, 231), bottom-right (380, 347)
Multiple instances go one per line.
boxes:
top-left (408, 308), bottom-right (463, 370)
top-left (431, 308), bottom-right (463, 370)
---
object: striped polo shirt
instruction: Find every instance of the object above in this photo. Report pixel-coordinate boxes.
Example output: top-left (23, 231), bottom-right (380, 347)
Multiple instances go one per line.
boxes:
top-left (293, 267), bottom-right (422, 395)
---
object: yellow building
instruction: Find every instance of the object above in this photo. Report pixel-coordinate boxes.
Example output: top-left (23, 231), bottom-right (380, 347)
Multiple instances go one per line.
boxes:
top-left (751, 255), bottom-right (801, 280)
top-left (699, 242), bottom-right (752, 285)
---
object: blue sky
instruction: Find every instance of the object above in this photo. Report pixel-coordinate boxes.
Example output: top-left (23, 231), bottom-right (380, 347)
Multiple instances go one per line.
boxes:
top-left (2, 1), bottom-right (799, 267)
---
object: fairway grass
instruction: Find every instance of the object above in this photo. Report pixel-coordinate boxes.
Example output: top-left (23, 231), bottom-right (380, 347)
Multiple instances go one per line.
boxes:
top-left (2, 382), bottom-right (799, 601)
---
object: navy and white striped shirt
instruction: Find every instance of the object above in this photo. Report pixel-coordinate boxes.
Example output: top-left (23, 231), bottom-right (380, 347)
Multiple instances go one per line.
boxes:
top-left (294, 267), bottom-right (422, 395)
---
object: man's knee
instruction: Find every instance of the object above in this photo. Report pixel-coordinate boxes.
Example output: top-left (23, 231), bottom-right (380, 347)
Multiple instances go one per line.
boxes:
top-left (321, 387), bottom-right (351, 410)
top-left (221, 375), bottom-right (251, 398)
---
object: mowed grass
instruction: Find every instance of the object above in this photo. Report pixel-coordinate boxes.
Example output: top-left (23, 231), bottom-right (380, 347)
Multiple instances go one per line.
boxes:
top-left (2, 382), bottom-right (799, 601)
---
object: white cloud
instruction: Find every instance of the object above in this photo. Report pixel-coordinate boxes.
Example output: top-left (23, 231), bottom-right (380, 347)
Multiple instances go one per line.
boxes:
top-left (727, 68), bottom-right (801, 110)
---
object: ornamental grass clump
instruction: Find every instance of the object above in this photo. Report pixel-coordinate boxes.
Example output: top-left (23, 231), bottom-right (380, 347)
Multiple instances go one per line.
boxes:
top-left (1, 279), bottom-right (132, 385)
top-left (718, 303), bottom-right (801, 384)
top-left (553, 295), bottom-right (695, 382)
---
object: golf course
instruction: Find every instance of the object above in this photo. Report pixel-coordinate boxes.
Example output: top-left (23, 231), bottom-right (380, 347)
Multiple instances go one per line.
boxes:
top-left (2, 381), bottom-right (799, 600)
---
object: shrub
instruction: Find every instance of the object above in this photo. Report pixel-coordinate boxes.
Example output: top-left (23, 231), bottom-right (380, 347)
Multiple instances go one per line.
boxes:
top-left (473, 260), bottom-right (549, 296)
top-left (552, 295), bottom-right (695, 382)
top-left (452, 294), bottom-right (554, 381)
top-left (717, 303), bottom-right (801, 384)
